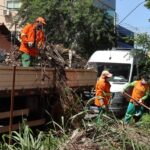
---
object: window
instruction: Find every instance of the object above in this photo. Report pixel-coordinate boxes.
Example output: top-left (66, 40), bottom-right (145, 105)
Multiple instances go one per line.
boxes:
top-left (6, 0), bottom-right (21, 10)
top-left (96, 63), bottom-right (131, 82)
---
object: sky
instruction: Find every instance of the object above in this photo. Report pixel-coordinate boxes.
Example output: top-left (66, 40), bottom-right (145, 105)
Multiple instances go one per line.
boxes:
top-left (116, 0), bottom-right (150, 34)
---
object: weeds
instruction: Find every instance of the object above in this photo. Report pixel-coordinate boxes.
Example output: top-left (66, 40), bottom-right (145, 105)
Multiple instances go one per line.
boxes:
top-left (0, 119), bottom-right (68, 150)
top-left (140, 113), bottom-right (150, 130)
top-left (1, 111), bottom-right (150, 150)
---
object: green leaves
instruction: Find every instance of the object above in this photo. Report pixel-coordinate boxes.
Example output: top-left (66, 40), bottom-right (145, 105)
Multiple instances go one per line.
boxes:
top-left (145, 0), bottom-right (150, 9)
top-left (1, 121), bottom-right (66, 150)
top-left (17, 0), bottom-right (115, 58)
top-left (134, 33), bottom-right (150, 52)
top-left (128, 32), bottom-right (150, 75)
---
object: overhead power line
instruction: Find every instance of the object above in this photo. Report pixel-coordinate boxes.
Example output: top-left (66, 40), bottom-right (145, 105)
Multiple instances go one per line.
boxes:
top-left (118, 0), bottom-right (147, 25)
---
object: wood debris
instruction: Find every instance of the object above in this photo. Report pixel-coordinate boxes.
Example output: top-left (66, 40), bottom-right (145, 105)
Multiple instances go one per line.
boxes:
top-left (60, 129), bottom-right (99, 150)
top-left (2, 44), bottom-right (87, 68)
top-left (59, 113), bottom-right (150, 150)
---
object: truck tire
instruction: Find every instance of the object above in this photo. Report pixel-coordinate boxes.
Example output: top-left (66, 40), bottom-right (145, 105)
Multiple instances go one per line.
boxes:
top-left (109, 92), bottom-right (128, 118)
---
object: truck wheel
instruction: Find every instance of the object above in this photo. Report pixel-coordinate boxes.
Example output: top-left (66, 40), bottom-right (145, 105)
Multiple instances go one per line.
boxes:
top-left (109, 92), bottom-right (128, 118)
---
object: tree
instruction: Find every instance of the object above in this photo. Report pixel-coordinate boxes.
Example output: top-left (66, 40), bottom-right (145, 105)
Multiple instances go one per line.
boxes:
top-left (145, 0), bottom-right (150, 9)
top-left (132, 1), bottom-right (150, 75)
top-left (17, 0), bottom-right (115, 58)
top-left (131, 33), bottom-right (150, 75)
top-left (134, 33), bottom-right (150, 52)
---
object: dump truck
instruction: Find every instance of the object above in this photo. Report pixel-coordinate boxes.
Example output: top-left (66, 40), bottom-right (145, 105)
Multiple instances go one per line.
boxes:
top-left (0, 66), bottom-right (97, 133)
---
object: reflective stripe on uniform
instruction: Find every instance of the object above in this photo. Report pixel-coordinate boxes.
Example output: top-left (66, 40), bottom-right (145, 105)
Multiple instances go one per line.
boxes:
top-left (125, 113), bottom-right (132, 117)
top-left (102, 91), bottom-right (111, 96)
top-left (96, 96), bottom-right (104, 99)
top-left (21, 33), bottom-right (27, 36)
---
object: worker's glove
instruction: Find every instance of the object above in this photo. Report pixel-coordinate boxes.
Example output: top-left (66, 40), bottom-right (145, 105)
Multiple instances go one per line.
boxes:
top-left (99, 99), bottom-right (104, 106)
top-left (139, 98), bottom-right (143, 103)
top-left (37, 42), bottom-right (42, 50)
top-left (121, 88), bottom-right (125, 95)
top-left (101, 105), bottom-right (106, 109)
top-left (27, 42), bottom-right (34, 48)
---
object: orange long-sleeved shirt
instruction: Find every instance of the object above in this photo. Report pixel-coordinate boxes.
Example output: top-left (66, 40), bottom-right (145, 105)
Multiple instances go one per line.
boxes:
top-left (19, 23), bottom-right (45, 57)
top-left (95, 77), bottom-right (111, 107)
top-left (130, 80), bottom-right (149, 102)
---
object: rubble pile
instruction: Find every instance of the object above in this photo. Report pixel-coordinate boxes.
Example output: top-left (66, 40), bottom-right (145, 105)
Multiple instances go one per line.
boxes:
top-left (60, 129), bottom-right (99, 150)
top-left (60, 114), bottom-right (150, 150)
top-left (0, 45), bottom-right (21, 66)
top-left (2, 44), bottom-right (87, 68)
top-left (44, 44), bottom-right (87, 68)
top-left (46, 44), bottom-right (84, 120)
top-left (0, 44), bottom-right (88, 124)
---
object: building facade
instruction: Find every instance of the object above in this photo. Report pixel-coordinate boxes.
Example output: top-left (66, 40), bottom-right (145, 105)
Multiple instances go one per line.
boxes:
top-left (93, 0), bottom-right (134, 49)
top-left (117, 25), bottom-right (134, 49)
top-left (93, 0), bottom-right (116, 19)
top-left (0, 0), bottom-right (21, 31)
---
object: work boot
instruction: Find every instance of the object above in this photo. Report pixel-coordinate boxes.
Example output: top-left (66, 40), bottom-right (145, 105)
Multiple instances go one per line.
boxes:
top-left (134, 112), bottom-right (141, 117)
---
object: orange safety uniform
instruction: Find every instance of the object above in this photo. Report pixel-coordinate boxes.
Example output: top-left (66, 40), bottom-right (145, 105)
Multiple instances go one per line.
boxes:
top-left (19, 23), bottom-right (45, 57)
top-left (95, 77), bottom-right (111, 107)
top-left (130, 80), bottom-right (149, 103)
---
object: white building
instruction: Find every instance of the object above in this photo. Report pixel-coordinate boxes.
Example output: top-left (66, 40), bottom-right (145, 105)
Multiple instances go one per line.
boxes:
top-left (0, 0), bottom-right (21, 31)
top-left (93, 0), bottom-right (134, 49)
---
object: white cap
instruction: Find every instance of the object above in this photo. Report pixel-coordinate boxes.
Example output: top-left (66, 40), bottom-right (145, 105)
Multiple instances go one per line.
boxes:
top-left (101, 70), bottom-right (112, 78)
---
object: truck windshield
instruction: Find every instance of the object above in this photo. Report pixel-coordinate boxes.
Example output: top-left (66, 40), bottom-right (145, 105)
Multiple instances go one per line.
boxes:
top-left (96, 63), bottom-right (131, 82)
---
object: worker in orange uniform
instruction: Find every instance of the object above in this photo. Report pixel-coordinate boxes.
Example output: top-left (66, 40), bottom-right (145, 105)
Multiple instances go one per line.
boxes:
top-left (95, 70), bottom-right (113, 111)
top-left (123, 75), bottom-right (149, 124)
top-left (19, 17), bottom-right (46, 67)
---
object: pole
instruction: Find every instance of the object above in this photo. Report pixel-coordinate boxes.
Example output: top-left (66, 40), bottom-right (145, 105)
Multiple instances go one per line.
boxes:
top-left (9, 65), bottom-right (16, 144)
top-left (8, 21), bottom-right (17, 145)
top-left (123, 92), bottom-right (150, 111)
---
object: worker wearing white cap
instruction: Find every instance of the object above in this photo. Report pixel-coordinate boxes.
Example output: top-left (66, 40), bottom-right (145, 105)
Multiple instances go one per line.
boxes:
top-left (95, 70), bottom-right (112, 110)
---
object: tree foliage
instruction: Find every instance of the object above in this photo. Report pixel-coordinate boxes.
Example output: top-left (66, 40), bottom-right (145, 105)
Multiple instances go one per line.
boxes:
top-left (134, 33), bottom-right (150, 51)
top-left (17, 0), bottom-right (115, 58)
top-left (131, 33), bottom-right (150, 75)
top-left (137, 1), bottom-right (150, 75)
top-left (145, 0), bottom-right (150, 9)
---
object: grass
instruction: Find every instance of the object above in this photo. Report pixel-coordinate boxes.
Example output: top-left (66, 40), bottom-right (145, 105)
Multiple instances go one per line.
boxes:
top-left (140, 113), bottom-right (150, 129)
top-left (0, 119), bottom-right (68, 150)
top-left (0, 110), bottom-right (150, 150)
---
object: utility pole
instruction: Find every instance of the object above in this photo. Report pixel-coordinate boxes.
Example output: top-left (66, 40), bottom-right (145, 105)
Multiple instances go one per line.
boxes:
top-left (9, 18), bottom-right (17, 145)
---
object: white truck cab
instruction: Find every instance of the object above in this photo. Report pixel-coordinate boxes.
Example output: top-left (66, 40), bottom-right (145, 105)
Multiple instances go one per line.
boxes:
top-left (86, 50), bottom-right (134, 92)
top-left (86, 49), bottom-right (135, 117)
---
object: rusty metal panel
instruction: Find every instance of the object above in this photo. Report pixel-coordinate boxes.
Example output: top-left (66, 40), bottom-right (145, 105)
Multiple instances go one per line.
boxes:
top-left (0, 66), bottom-right (97, 91)
top-left (0, 66), bottom-right (54, 90)
top-left (65, 69), bottom-right (97, 87)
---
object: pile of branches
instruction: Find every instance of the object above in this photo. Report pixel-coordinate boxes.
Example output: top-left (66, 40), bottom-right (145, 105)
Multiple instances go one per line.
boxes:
top-left (45, 44), bottom-right (84, 120)
top-left (2, 44), bottom-right (87, 68)
top-left (44, 44), bottom-right (87, 68)
top-left (0, 45), bottom-right (21, 66)
top-left (1, 44), bottom-right (87, 120)
top-left (60, 113), bottom-right (150, 150)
